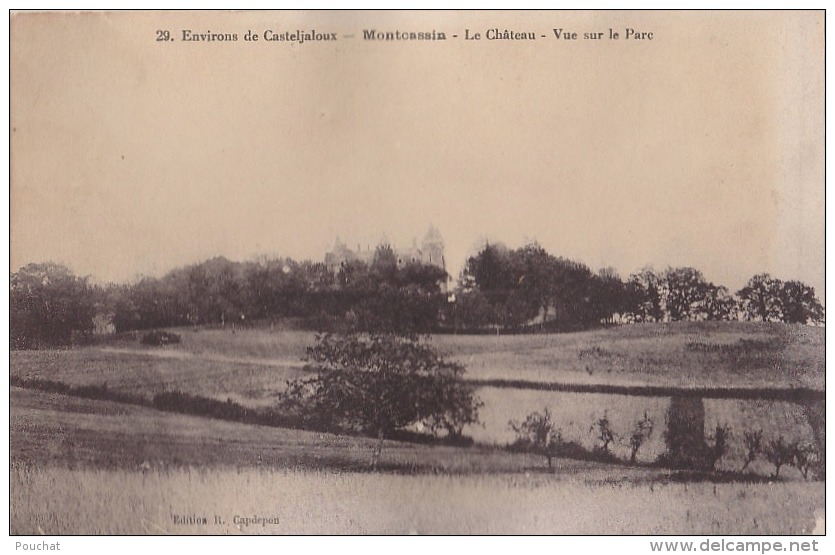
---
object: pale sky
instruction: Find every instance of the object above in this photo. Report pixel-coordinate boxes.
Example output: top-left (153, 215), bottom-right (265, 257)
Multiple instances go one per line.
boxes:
top-left (10, 11), bottom-right (825, 300)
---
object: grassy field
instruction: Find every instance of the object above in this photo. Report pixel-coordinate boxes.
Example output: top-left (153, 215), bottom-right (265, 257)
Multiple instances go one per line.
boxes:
top-left (9, 322), bottom-right (823, 460)
top-left (9, 321), bottom-right (824, 401)
top-left (9, 322), bottom-right (824, 534)
top-left (9, 347), bottom-right (304, 407)
top-left (473, 388), bottom-right (817, 474)
top-left (433, 321), bottom-right (824, 389)
top-left (11, 465), bottom-right (824, 535)
top-left (11, 386), bottom-right (595, 475)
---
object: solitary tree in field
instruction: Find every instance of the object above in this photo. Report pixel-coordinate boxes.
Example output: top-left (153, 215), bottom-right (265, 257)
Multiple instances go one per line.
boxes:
top-left (281, 333), bottom-right (481, 467)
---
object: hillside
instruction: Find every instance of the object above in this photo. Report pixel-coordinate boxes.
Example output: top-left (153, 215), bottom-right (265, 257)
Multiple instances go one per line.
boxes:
top-left (435, 322), bottom-right (824, 390)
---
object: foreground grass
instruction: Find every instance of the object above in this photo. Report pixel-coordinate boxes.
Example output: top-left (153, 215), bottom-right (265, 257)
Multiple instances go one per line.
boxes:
top-left (12, 386), bottom-right (653, 477)
top-left (10, 465), bottom-right (823, 535)
top-left (11, 387), bottom-right (824, 534)
top-left (12, 384), bottom-right (818, 481)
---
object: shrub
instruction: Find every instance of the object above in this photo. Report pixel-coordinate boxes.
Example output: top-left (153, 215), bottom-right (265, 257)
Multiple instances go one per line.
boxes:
top-left (628, 411), bottom-right (654, 464)
top-left (153, 391), bottom-right (251, 421)
top-left (10, 376), bottom-right (145, 406)
top-left (764, 436), bottom-right (795, 478)
top-left (509, 408), bottom-right (563, 470)
top-left (707, 424), bottom-right (730, 470)
top-left (790, 443), bottom-right (820, 481)
top-left (140, 330), bottom-right (181, 346)
top-left (741, 429), bottom-right (763, 472)
top-left (591, 412), bottom-right (616, 454)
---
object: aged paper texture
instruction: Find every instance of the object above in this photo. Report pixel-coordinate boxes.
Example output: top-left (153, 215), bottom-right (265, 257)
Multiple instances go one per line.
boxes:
top-left (9, 10), bottom-right (825, 535)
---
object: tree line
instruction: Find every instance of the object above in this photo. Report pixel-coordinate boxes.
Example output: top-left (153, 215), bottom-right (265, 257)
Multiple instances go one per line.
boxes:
top-left (454, 242), bottom-right (824, 332)
top-left (9, 246), bottom-right (448, 348)
top-left (9, 242), bottom-right (824, 348)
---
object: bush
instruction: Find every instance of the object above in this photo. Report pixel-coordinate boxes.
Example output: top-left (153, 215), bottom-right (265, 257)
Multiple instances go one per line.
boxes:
top-left (790, 442), bottom-right (821, 481)
top-left (628, 411), bottom-right (654, 463)
top-left (591, 412), bottom-right (616, 454)
top-left (707, 424), bottom-right (730, 470)
top-left (741, 429), bottom-right (763, 472)
top-left (10, 376), bottom-right (145, 405)
top-left (140, 330), bottom-right (181, 346)
top-left (510, 409), bottom-right (563, 469)
top-left (764, 436), bottom-right (795, 478)
top-left (153, 391), bottom-right (249, 420)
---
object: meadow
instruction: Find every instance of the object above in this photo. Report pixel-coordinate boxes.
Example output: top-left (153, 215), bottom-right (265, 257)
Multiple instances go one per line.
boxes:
top-left (9, 322), bottom-right (825, 534)
top-left (10, 323), bottom-right (823, 465)
top-left (432, 321), bottom-right (823, 389)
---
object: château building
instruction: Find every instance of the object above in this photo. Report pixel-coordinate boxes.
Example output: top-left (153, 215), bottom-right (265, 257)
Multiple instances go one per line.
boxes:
top-left (325, 225), bottom-right (446, 274)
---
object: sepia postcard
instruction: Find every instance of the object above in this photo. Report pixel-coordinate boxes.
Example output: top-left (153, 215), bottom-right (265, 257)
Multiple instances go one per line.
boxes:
top-left (8, 10), bottom-right (825, 537)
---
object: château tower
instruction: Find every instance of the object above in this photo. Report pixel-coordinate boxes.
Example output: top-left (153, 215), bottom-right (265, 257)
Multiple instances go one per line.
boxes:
top-left (421, 225), bottom-right (445, 272)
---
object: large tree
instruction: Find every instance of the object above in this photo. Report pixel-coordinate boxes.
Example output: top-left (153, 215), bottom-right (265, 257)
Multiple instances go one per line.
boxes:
top-left (737, 274), bottom-right (824, 324)
top-left (548, 258), bottom-right (598, 329)
top-left (461, 242), bottom-right (605, 331)
top-left (775, 280), bottom-right (824, 324)
top-left (464, 242), bottom-right (517, 293)
top-left (699, 284), bottom-right (738, 321)
top-left (663, 267), bottom-right (711, 321)
top-left (624, 267), bottom-right (665, 322)
top-left (452, 289), bottom-right (493, 331)
top-left (281, 333), bottom-right (481, 466)
top-left (737, 273), bottom-right (782, 322)
top-left (591, 267), bottom-right (627, 324)
top-left (515, 243), bottom-right (557, 327)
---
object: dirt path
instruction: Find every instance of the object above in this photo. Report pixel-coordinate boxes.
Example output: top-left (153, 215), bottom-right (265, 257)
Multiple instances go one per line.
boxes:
top-left (98, 347), bottom-right (305, 369)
